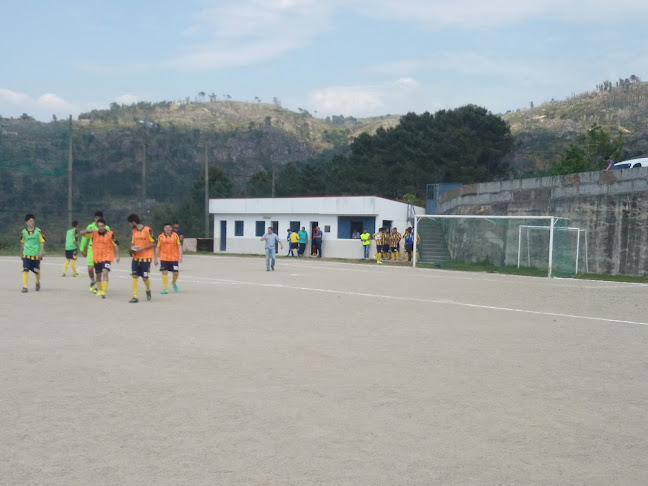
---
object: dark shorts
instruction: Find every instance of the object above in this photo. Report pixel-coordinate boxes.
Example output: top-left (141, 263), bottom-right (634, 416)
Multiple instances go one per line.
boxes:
top-left (22, 258), bottom-right (41, 273)
top-left (160, 261), bottom-right (179, 272)
top-left (405, 243), bottom-right (414, 253)
top-left (390, 246), bottom-right (399, 252)
top-left (131, 260), bottom-right (151, 278)
top-left (65, 249), bottom-right (78, 260)
top-left (94, 261), bottom-right (112, 273)
top-left (381, 244), bottom-right (389, 252)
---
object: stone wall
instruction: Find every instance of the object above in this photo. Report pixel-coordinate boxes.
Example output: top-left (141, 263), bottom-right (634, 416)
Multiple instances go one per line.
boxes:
top-left (437, 168), bottom-right (648, 276)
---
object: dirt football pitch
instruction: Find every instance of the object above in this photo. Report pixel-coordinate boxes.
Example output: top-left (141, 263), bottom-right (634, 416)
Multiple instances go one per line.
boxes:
top-left (1, 255), bottom-right (647, 485)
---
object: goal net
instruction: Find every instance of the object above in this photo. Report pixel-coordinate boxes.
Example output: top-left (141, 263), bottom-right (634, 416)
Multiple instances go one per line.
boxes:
top-left (413, 215), bottom-right (587, 277)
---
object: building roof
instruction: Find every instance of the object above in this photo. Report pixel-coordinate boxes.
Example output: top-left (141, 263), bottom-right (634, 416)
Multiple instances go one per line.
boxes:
top-left (209, 195), bottom-right (424, 216)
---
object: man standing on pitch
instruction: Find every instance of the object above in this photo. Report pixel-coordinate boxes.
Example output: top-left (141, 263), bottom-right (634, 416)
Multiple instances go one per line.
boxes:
top-left (261, 227), bottom-right (283, 271)
top-left (155, 223), bottom-right (183, 294)
top-left (127, 213), bottom-right (156, 303)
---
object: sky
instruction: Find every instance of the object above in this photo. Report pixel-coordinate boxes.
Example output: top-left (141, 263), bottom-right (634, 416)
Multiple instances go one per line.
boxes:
top-left (1, 0), bottom-right (648, 122)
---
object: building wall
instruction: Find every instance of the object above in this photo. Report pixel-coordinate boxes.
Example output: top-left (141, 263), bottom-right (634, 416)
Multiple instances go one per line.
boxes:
top-left (436, 167), bottom-right (648, 276)
top-left (210, 196), bottom-right (423, 259)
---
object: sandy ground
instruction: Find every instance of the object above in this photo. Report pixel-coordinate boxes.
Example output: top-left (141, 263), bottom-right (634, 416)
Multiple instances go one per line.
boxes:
top-left (1, 255), bottom-right (647, 485)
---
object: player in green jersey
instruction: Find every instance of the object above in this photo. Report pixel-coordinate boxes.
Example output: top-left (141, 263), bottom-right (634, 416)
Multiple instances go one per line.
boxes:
top-left (62, 220), bottom-right (80, 277)
top-left (20, 214), bottom-right (45, 293)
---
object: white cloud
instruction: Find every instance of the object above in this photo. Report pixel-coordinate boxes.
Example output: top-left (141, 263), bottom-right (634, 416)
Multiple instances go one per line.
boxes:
top-left (162, 0), bottom-right (336, 71)
top-left (351, 0), bottom-right (648, 29)
top-left (392, 77), bottom-right (419, 88)
top-left (0, 88), bottom-right (78, 120)
top-left (308, 77), bottom-right (425, 117)
top-left (114, 94), bottom-right (139, 105)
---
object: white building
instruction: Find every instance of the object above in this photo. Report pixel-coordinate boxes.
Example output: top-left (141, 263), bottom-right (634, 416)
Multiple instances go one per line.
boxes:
top-left (209, 196), bottom-right (425, 259)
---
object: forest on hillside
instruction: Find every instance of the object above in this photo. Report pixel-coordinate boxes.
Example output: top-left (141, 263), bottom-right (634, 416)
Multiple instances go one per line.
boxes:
top-left (2, 78), bottom-right (642, 245)
top-left (0, 105), bottom-right (512, 243)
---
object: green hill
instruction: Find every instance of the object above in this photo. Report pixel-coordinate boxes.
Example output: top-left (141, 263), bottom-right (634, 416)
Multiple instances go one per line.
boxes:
top-left (502, 79), bottom-right (648, 170)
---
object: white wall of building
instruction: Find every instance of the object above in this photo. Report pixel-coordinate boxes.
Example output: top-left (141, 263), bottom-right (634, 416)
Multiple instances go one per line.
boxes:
top-left (209, 196), bottom-right (424, 259)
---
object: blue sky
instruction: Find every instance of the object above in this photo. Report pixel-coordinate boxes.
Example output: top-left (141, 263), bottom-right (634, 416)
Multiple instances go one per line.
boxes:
top-left (1, 0), bottom-right (647, 122)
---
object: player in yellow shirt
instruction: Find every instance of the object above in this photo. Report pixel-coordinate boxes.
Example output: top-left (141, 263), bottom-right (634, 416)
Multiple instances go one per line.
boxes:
top-left (390, 228), bottom-right (401, 261)
top-left (373, 227), bottom-right (384, 264)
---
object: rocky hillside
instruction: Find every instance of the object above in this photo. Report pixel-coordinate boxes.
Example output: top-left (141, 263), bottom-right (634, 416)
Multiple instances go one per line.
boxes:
top-left (502, 79), bottom-right (648, 170)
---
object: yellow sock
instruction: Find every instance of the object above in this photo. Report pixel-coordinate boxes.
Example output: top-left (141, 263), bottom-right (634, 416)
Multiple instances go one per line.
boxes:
top-left (376, 253), bottom-right (382, 263)
top-left (144, 279), bottom-right (151, 291)
top-left (162, 274), bottom-right (168, 289)
top-left (63, 260), bottom-right (69, 274)
top-left (103, 281), bottom-right (108, 292)
top-left (132, 278), bottom-right (138, 298)
top-left (22, 271), bottom-right (28, 287)
top-left (172, 274), bottom-right (178, 285)
top-left (71, 260), bottom-right (77, 274)
top-left (35, 272), bottom-right (41, 284)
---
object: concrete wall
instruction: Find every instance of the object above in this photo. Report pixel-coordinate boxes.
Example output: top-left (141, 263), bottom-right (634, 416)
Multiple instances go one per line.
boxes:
top-left (436, 167), bottom-right (648, 276)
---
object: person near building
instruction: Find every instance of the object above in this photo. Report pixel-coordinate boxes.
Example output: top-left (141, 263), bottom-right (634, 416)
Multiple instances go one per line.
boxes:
top-left (297, 227), bottom-right (308, 257)
top-left (289, 230), bottom-right (300, 257)
top-left (373, 227), bottom-right (384, 264)
top-left (360, 228), bottom-right (371, 259)
top-left (261, 227), bottom-right (283, 271)
top-left (312, 226), bottom-right (323, 258)
top-left (390, 227), bottom-right (402, 261)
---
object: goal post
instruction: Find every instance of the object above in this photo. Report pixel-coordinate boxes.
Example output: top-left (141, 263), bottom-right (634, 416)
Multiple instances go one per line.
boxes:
top-left (413, 215), bottom-right (585, 277)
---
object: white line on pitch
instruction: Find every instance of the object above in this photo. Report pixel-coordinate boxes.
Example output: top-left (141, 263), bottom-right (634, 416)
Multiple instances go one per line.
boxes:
top-left (166, 274), bottom-right (648, 328)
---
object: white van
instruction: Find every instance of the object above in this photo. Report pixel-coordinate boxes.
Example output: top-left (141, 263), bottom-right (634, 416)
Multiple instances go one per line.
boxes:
top-left (612, 157), bottom-right (648, 170)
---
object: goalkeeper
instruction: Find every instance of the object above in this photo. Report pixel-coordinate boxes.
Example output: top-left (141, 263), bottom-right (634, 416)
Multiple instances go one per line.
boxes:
top-left (79, 211), bottom-right (110, 293)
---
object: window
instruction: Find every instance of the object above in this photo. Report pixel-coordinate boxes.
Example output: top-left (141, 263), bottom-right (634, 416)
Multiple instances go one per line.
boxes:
top-left (290, 221), bottom-right (300, 232)
top-left (324, 225), bottom-right (331, 232)
top-left (337, 217), bottom-right (374, 239)
top-left (234, 220), bottom-right (244, 236)
top-left (255, 221), bottom-right (265, 236)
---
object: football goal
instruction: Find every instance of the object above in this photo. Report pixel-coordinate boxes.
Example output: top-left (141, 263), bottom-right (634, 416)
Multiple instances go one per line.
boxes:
top-left (413, 215), bottom-right (586, 277)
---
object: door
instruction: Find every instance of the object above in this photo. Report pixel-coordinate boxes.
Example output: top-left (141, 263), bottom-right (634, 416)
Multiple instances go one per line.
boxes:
top-left (310, 221), bottom-right (318, 255)
top-left (220, 220), bottom-right (227, 251)
top-left (272, 221), bottom-right (279, 252)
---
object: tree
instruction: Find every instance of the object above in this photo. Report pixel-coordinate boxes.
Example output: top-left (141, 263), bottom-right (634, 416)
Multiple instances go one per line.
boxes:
top-left (198, 91), bottom-right (206, 102)
top-left (550, 124), bottom-right (625, 175)
top-left (245, 170), bottom-right (272, 197)
top-left (254, 96), bottom-right (261, 103)
top-left (177, 165), bottom-right (233, 236)
top-left (273, 97), bottom-right (281, 108)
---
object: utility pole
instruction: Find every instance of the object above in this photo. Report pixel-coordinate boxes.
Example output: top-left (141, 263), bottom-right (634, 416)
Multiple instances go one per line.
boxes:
top-left (67, 115), bottom-right (73, 228)
top-left (204, 144), bottom-right (209, 237)
top-left (141, 141), bottom-right (146, 213)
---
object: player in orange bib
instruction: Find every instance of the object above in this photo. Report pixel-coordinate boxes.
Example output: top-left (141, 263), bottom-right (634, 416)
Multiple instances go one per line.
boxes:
top-left (79, 218), bottom-right (120, 299)
top-left (127, 213), bottom-right (156, 303)
top-left (155, 223), bottom-right (183, 294)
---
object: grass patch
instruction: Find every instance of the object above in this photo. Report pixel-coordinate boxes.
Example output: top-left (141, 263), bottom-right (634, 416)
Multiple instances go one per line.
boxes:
top-left (572, 272), bottom-right (648, 284)
top-left (417, 260), bottom-right (549, 277)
